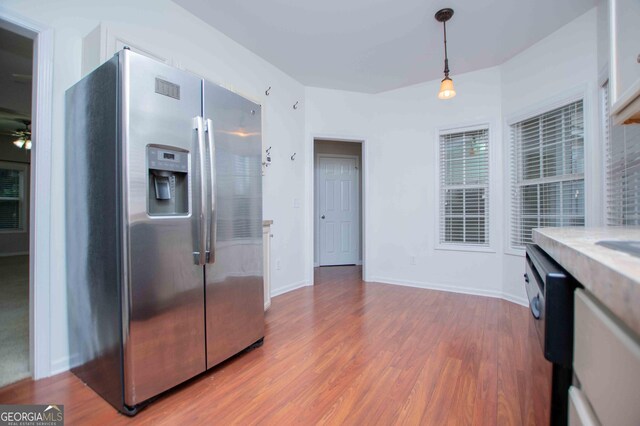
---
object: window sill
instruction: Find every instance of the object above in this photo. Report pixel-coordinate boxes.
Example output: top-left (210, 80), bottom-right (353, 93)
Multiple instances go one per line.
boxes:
top-left (435, 243), bottom-right (496, 254)
top-left (0, 229), bottom-right (27, 234)
top-left (504, 247), bottom-right (526, 257)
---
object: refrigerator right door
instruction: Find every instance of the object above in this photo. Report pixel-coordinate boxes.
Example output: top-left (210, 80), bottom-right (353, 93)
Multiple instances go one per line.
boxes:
top-left (203, 81), bottom-right (264, 368)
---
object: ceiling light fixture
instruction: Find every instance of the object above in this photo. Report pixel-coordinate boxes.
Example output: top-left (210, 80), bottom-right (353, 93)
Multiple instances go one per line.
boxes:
top-left (435, 8), bottom-right (456, 100)
top-left (12, 120), bottom-right (32, 150)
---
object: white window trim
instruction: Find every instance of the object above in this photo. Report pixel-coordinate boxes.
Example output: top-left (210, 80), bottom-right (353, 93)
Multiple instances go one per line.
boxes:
top-left (599, 68), bottom-right (610, 225)
top-left (0, 161), bottom-right (29, 234)
top-left (601, 79), bottom-right (613, 225)
top-left (435, 122), bottom-right (495, 253)
top-left (504, 87), bottom-right (588, 256)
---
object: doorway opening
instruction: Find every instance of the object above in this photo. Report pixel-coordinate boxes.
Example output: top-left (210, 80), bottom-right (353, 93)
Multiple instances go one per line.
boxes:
top-left (314, 139), bottom-right (363, 280)
top-left (0, 22), bottom-right (34, 387)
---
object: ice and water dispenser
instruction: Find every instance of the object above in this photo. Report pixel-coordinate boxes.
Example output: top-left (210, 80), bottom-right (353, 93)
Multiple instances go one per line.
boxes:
top-left (147, 146), bottom-right (188, 215)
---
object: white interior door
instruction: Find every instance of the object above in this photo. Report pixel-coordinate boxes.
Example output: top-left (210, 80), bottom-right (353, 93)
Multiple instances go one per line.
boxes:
top-left (318, 156), bottom-right (359, 266)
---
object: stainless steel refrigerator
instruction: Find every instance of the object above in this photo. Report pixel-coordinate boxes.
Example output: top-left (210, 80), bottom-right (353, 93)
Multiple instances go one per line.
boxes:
top-left (65, 49), bottom-right (264, 414)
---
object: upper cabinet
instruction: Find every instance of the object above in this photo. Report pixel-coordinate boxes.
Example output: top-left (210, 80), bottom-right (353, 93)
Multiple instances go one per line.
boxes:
top-left (610, 0), bottom-right (640, 124)
top-left (81, 23), bottom-right (175, 76)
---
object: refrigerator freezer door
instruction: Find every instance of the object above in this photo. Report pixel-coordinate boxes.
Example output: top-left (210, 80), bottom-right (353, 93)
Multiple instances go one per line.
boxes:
top-left (203, 81), bottom-right (264, 368)
top-left (66, 55), bottom-right (124, 410)
top-left (122, 51), bottom-right (206, 406)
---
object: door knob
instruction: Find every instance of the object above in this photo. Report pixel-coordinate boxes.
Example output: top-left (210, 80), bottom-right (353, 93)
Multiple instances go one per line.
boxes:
top-left (530, 295), bottom-right (541, 320)
top-left (321, 215), bottom-right (325, 219)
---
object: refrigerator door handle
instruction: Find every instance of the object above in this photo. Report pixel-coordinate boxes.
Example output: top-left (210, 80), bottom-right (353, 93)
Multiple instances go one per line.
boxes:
top-left (194, 116), bottom-right (208, 265)
top-left (205, 118), bottom-right (217, 264)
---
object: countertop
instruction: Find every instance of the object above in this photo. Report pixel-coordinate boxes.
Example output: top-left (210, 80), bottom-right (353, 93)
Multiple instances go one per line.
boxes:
top-left (533, 227), bottom-right (640, 337)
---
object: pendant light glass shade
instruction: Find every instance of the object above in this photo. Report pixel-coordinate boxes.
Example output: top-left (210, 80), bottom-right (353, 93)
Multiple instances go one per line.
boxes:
top-left (438, 77), bottom-right (456, 99)
top-left (13, 139), bottom-right (25, 148)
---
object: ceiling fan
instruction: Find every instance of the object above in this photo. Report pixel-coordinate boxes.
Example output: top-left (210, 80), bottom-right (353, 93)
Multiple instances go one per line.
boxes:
top-left (0, 107), bottom-right (32, 150)
top-left (12, 120), bottom-right (31, 150)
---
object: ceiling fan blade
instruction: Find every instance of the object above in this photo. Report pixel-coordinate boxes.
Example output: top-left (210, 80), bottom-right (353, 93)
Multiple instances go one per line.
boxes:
top-left (0, 107), bottom-right (29, 121)
top-left (12, 73), bottom-right (32, 83)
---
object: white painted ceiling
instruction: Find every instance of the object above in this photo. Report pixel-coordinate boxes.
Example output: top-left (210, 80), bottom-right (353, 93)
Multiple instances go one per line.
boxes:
top-left (173, 0), bottom-right (596, 93)
top-left (0, 26), bottom-right (32, 136)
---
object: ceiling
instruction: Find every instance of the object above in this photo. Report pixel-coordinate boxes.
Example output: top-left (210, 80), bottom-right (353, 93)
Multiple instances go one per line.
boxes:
top-left (0, 26), bottom-right (32, 60)
top-left (173, 0), bottom-right (596, 93)
top-left (0, 26), bottom-right (32, 136)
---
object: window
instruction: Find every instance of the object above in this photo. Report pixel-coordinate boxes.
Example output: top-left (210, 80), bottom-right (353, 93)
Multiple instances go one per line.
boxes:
top-left (604, 81), bottom-right (640, 225)
top-left (0, 164), bottom-right (26, 231)
top-left (510, 100), bottom-right (584, 249)
top-left (439, 127), bottom-right (489, 246)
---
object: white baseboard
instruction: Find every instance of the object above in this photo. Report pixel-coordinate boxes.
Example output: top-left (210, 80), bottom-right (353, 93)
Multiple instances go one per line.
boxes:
top-left (50, 356), bottom-right (70, 376)
top-left (314, 261), bottom-right (362, 267)
top-left (47, 278), bottom-right (524, 379)
top-left (48, 282), bottom-right (311, 378)
top-left (49, 353), bottom-right (83, 376)
top-left (499, 292), bottom-right (528, 307)
top-left (270, 280), bottom-right (310, 298)
top-left (368, 276), bottom-right (528, 307)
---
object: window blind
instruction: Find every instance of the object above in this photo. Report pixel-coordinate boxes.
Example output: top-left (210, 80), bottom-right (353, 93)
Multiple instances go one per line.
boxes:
top-left (510, 100), bottom-right (585, 249)
top-left (0, 168), bottom-right (23, 230)
top-left (605, 81), bottom-right (640, 225)
top-left (439, 128), bottom-right (490, 245)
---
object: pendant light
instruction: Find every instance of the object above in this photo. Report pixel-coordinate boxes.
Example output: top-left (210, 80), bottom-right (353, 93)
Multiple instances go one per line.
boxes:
top-left (435, 8), bottom-right (456, 100)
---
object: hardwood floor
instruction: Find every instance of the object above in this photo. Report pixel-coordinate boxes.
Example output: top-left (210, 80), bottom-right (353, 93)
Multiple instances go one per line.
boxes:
top-left (0, 266), bottom-right (551, 425)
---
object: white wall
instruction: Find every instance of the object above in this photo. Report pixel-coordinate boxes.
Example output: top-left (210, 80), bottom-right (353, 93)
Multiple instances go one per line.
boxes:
top-left (305, 70), bottom-right (507, 298)
top-left (306, 8), bottom-right (598, 304)
top-left (0, 0), bottom-right (307, 375)
top-left (500, 8), bottom-right (599, 300)
top-left (371, 67), bottom-right (505, 298)
top-left (0, 0), bottom-right (599, 377)
top-left (596, 0), bottom-right (610, 79)
top-left (304, 87), bottom-right (376, 282)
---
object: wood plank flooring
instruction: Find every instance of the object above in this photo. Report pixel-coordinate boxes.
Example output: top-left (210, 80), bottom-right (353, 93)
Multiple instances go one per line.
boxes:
top-left (0, 266), bottom-right (551, 425)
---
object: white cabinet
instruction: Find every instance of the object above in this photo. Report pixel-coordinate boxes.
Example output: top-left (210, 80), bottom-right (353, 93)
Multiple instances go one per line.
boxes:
top-left (81, 23), bottom-right (174, 76)
top-left (263, 220), bottom-right (273, 311)
top-left (610, 0), bottom-right (640, 124)
top-left (573, 289), bottom-right (640, 426)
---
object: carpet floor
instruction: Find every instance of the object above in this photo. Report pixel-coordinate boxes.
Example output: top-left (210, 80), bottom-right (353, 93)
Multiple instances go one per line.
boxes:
top-left (0, 255), bottom-right (30, 387)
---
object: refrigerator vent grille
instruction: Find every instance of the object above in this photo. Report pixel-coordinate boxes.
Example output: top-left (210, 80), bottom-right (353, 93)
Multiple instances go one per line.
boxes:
top-left (155, 78), bottom-right (180, 100)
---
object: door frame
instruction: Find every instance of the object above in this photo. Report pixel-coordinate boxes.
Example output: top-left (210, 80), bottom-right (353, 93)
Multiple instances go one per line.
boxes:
top-left (0, 7), bottom-right (54, 380)
top-left (315, 153), bottom-right (361, 267)
top-left (306, 136), bottom-right (368, 285)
